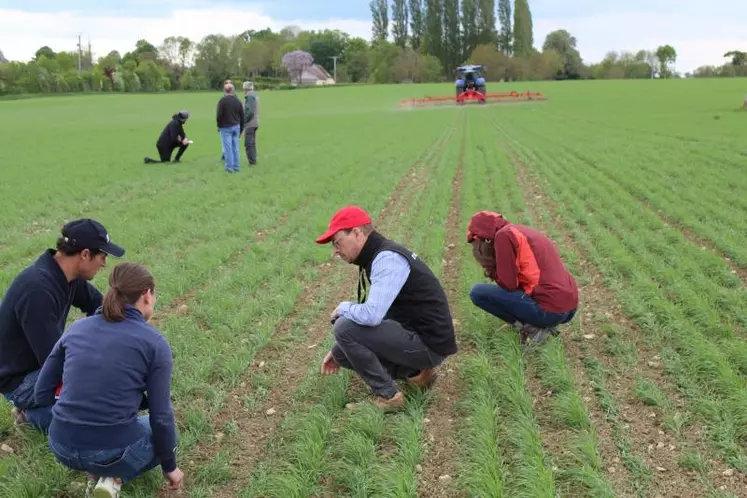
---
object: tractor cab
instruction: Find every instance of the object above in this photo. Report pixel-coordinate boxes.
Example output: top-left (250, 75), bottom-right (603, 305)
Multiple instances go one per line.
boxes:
top-left (455, 65), bottom-right (486, 95)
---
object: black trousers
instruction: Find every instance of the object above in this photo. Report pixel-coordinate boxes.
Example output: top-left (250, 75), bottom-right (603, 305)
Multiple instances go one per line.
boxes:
top-left (330, 317), bottom-right (444, 398)
top-left (244, 126), bottom-right (258, 164)
top-left (157, 143), bottom-right (188, 162)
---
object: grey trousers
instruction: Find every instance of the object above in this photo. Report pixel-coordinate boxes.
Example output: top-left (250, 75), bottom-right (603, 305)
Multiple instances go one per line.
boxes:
top-left (331, 317), bottom-right (445, 399)
top-left (244, 126), bottom-right (258, 164)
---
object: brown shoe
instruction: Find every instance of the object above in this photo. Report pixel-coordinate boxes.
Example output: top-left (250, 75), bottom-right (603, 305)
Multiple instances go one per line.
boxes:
top-left (373, 391), bottom-right (405, 411)
top-left (407, 367), bottom-right (438, 389)
top-left (346, 391), bottom-right (406, 412)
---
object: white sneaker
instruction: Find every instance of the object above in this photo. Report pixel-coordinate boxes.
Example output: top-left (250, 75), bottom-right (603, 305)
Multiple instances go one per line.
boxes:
top-left (93, 477), bottom-right (121, 498)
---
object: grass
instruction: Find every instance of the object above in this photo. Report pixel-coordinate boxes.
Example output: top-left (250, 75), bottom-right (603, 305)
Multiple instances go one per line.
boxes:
top-left (0, 78), bottom-right (745, 497)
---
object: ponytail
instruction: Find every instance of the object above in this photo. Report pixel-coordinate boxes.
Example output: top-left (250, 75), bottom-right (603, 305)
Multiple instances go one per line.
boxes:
top-left (102, 262), bottom-right (156, 322)
top-left (102, 286), bottom-right (126, 322)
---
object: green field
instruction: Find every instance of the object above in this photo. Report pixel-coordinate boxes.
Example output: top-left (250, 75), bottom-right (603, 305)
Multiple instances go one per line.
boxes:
top-left (1, 78), bottom-right (746, 498)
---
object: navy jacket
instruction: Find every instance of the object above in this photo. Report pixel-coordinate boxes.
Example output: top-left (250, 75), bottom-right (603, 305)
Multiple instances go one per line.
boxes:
top-left (0, 249), bottom-right (102, 393)
top-left (35, 305), bottom-right (178, 473)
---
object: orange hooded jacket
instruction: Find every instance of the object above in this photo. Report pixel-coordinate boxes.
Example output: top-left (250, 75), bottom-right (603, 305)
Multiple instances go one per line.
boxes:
top-left (467, 211), bottom-right (578, 313)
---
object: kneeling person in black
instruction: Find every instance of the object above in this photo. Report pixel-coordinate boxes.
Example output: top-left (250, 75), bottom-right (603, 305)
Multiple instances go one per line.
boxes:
top-left (316, 206), bottom-right (458, 411)
top-left (144, 110), bottom-right (191, 164)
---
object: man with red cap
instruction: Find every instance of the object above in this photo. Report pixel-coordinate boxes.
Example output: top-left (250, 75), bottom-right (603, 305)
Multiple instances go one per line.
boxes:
top-left (316, 206), bottom-right (458, 411)
top-left (466, 210), bottom-right (578, 345)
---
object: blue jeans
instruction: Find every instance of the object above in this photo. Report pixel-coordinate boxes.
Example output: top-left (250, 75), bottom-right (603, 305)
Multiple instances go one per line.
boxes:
top-left (470, 283), bottom-right (576, 328)
top-left (219, 124), bottom-right (241, 172)
top-left (1, 369), bottom-right (53, 432)
top-left (48, 415), bottom-right (161, 483)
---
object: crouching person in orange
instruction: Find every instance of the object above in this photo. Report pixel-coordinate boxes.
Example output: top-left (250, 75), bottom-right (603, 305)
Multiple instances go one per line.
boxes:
top-left (466, 211), bottom-right (579, 345)
top-left (34, 262), bottom-right (183, 497)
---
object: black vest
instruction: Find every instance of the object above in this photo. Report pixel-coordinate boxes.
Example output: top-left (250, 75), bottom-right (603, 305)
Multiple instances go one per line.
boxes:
top-left (353, 231), bottom-right (458, 356)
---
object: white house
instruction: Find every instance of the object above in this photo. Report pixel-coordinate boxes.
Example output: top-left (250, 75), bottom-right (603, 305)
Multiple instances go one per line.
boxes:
top-left (297, 64), bottom-right (335, 85)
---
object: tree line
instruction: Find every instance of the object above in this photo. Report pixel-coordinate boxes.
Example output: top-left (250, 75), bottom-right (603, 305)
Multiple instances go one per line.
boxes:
top-left (0, 1), bottom-right (744, 96)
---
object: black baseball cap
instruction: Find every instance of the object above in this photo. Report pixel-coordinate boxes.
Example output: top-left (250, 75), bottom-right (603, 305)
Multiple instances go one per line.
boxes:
top-left (61, 218), bottom-right (125, 257)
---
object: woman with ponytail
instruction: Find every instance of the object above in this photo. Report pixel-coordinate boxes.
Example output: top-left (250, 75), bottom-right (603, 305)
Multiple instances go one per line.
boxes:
top-left (34, 262), bottom-right (184, 497)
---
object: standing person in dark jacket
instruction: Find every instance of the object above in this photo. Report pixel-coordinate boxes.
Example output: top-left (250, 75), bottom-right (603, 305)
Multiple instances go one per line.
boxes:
top-left (466, 210), bottom-right (578, 345)
top-left (242, 81), bottom-right (260, 165)
top-left (35, 262), bottom-right (184, 498)
top-left (316, 206), bottom-right (458, 412)
top-left (0, 219), bottom-right (125, 431)
top-left (216, 82), bottom-right (244, 172)
top-left (144, 110), bottom-right (191, 164)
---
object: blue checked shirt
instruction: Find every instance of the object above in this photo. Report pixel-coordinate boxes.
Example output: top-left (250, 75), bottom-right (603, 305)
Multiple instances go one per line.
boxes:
top-left (335, 251), bottom-right (411, 326)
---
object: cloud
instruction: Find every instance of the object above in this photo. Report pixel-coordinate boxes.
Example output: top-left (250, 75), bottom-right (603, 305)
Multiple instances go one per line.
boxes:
top-left (534, 8), bottom-right (747, 73)
top-left (1, 3), bottom-right (745, 73)
top-left (0, 6), bottom-right (371, 62)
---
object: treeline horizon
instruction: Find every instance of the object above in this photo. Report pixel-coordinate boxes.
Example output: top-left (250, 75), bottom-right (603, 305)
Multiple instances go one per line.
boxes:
top-left (0, 0), bottom-right (745, 96)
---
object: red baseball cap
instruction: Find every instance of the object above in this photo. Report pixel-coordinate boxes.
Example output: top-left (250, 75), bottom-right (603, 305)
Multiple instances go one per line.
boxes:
top-left (315, 206), bottom-right (372, 244)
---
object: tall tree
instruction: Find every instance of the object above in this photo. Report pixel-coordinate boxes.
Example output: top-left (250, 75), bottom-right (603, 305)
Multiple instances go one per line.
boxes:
top-left (177, 38), bottom-right (195, 69)
top-left (497, 0), bottom-right (512, 55)
top-left (512, 0), bottom-right (533, 58)
top-left (34, 46), bottom-right (56, 60)
top-left (542, 29), bottom-right (582, 79)
top-left (392, 0), bottom-right (409, 48)
top-left (424, 0), bottom-right (443, 62)
top-left (370, 0), bottom-right (389, 42)
top-left (442, 0), bottom-right (461, 73)
top-left (409, 0), bottom-right (424, 50)
top-left (343, 37), bottom-right (371, 82)
top-left (724, 50), bottom-right (746, 67)
top-left (655, 44), bottom-right (676, 77)
top-left (308, 30), bottom-right (349, 74)
top-left (461, 0), bottom-right (479, 60)
top-left (476, 0), bottom-right (497, 46)
top-left (0, 50), bottom-right (7, 63)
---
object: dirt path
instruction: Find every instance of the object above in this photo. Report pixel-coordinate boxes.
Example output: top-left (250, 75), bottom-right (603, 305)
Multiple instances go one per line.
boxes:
top-left (161, 125), bottom-right (458, 498)
top-left (501, 131), bottom-right (717, 498)
top-left (416, 115), bottom-right (467, 498)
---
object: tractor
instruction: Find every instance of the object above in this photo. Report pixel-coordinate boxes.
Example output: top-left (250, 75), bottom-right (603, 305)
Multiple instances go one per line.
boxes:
top-left (396, 64), bottom-right (547, 108)
top-left (455, 65), bottom-right (487, 103)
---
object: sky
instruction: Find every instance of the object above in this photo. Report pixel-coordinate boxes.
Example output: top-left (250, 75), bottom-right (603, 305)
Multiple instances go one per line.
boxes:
top-left (0, 0), bottom-right (745, 73)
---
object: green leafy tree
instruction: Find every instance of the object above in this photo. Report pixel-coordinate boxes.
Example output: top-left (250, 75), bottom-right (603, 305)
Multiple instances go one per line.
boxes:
top-left (655, 44), bottom-right (676, 77)
top-left (497, 0), bottom-right (512, 54)
top-left (392, 0), bottom-right (409, 48)
top-left (512, 0), bottom-right (533, 58)
top-left (409, 0), bottom-right (424, 50)
top-left (370, 0), bottom-right (389, 41)
top-left (542, 29), bottom-right (583, 79)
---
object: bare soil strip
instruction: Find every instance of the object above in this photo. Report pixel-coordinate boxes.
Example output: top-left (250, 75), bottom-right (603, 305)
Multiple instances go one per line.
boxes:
top-left (165, 125), bottom-right (458, 498)
top-left (505, 138), bottom-right (717, 498)
top-left (416, 115), bottom-right (467, 498)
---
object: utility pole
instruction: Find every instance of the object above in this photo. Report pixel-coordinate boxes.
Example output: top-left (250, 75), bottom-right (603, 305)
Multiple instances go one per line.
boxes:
top-left (330, 55), bottom-right (339, 82)
top-left (76, 33), bottom-right (82, 73)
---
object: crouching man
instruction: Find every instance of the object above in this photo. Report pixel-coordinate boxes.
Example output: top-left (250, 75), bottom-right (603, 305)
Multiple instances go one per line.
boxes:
top-left (466, 210), bottom-right (578, 345)
top-left (316, 206), bottom-right (458, 411)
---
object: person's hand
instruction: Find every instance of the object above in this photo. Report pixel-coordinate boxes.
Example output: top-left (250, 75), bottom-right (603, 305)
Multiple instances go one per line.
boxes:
top-left (321, 350), bottom-right (340, 375)
top-left (182, 137), bottom-right (189, 145)
top-left (471, 240), bottom-right (494, 267)
top-left (165, 467), bottom-right (184, 489)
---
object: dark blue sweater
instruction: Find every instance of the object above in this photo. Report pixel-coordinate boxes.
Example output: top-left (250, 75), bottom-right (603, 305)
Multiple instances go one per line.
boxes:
top-left (35, 305), bottom-right (178, 473)
top-left (0, 249), bottom-right (102, 393)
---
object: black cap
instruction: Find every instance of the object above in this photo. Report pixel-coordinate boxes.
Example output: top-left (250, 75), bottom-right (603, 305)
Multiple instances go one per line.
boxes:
top-left (61, 219), bottom-right (125, 257)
